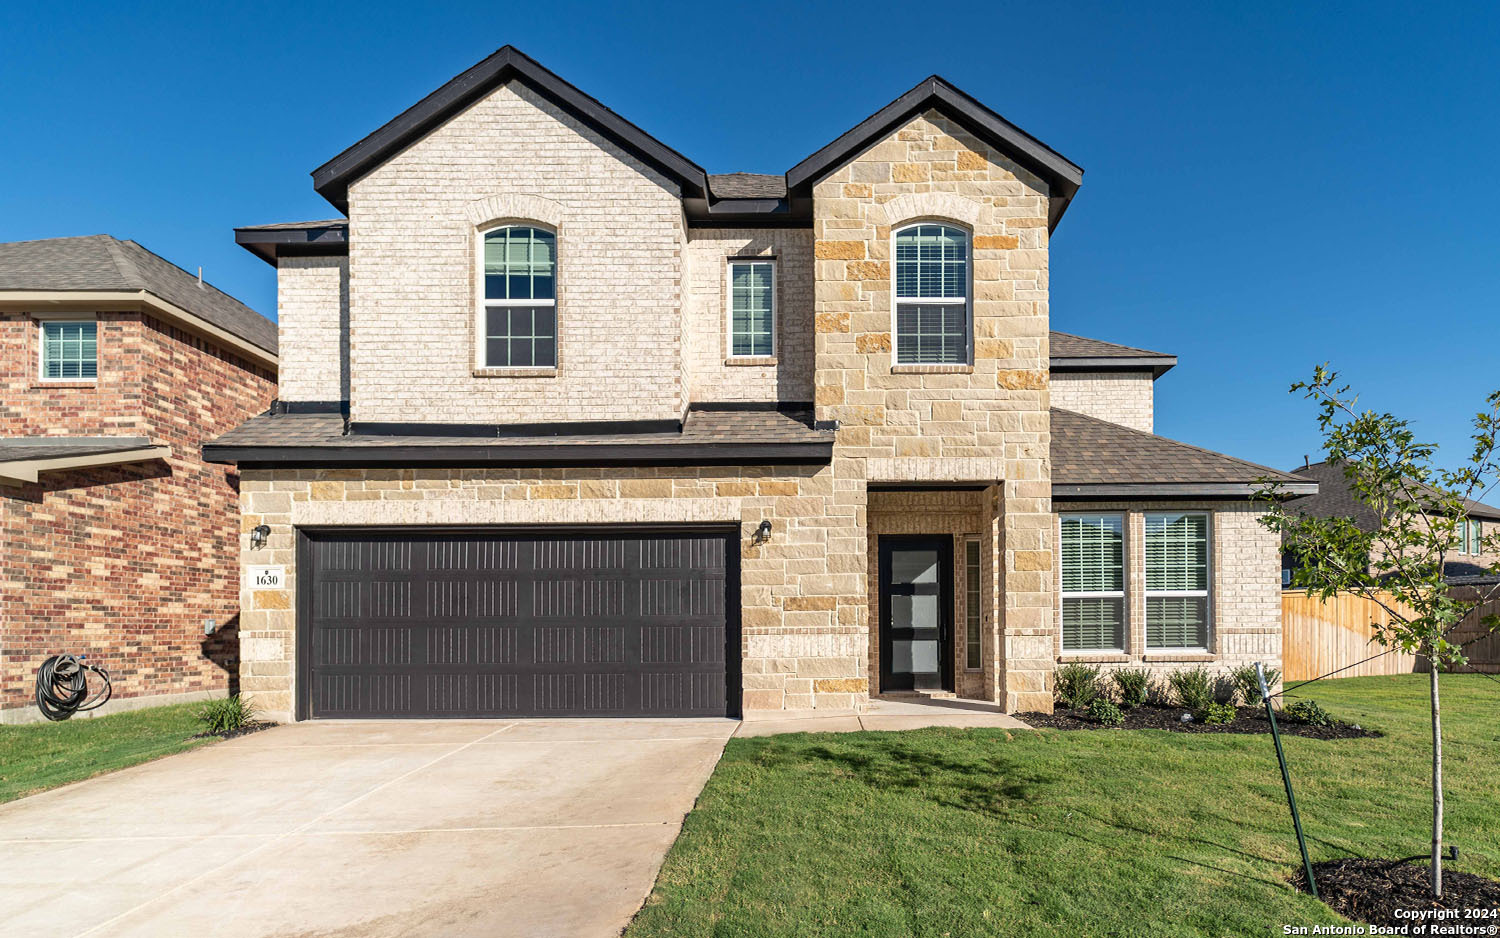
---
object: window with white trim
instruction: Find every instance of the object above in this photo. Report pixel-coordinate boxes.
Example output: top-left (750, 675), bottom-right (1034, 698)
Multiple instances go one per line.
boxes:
top-left (40, 320), bottom-right (98, 380)
top-left (1457, 518), bottom-right (1481, 555)
top-left (1060, 514), bottom-right (1125, 652)
top-left (964, 538), bottom-right (982, 669)
top-left (727, 259), bottom-right (775, 358)
top-left (480, 225), bottom-right (556, 368)
top-left (893, 223), bottom-right (970, 365)
top-left (1145, 512), bottom-right (1210, 650)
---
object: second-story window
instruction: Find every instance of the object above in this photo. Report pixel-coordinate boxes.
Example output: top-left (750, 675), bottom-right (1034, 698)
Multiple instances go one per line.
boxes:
top-left (893, 223), bottom-right (970, 365)
top-left (727, 259), bottom-right (775, 358)
top-left (40, 320), bottom-right (98, 380)
top-left (481, 225), bottom-right (556, 369)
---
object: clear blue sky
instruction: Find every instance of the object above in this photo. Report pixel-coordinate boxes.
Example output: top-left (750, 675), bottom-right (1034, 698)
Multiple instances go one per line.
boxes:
top-left (3, 1), bottom-right (1497, 473)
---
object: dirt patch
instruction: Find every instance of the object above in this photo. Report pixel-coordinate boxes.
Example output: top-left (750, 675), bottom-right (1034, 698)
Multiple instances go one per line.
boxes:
top-left (191, 721), bottom-right (275, 741)
top-left (1293, 858), bottom-right (1500, 927)
top-left (1015, 705), bottom-right (1379, 739)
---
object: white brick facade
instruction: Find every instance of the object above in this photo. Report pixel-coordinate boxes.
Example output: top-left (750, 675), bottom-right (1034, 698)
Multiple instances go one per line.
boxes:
top-left (1050, 371), bottom-right (1154, 433)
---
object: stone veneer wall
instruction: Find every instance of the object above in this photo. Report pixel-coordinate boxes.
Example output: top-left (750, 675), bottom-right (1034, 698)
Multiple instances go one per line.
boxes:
top-left (811, 110), bottom-right (1055, 711)
top-left (683, 228), bottom-right (814, 403)
top-left (1053, 501), bottom-right (1282, 679)
top-left (238, 464), bottom-right (870, 721)
top-left (276, 256), bottom-right (349, 403)
top-left (345, 81), bottom-right (686, 425)
top-left (1050, 372), bottom-right (1154, 433)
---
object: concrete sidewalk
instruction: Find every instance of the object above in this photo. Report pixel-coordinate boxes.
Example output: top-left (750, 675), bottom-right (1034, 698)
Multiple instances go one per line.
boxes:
top-left (735, 696), bottom-right (1033, 737)
top-left (0, 719), bottom-right (735, 938)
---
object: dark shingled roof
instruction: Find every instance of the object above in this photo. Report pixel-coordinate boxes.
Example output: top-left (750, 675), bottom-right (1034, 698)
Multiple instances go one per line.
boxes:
top-left (0, 235), bottom-right (277, 355)
top-left (708, 174), bottom-right (788, 200)
top-left (1049, 331), bottom-right (1171, 360)
top-left (1287, 460), bottom-right (1500, 524)
top-left (1051, 408), bottom-right (1309, 495)
top-left (0, 436), bottom-right (154, 462)
top-left (204, 406), bottom-right (833, 465)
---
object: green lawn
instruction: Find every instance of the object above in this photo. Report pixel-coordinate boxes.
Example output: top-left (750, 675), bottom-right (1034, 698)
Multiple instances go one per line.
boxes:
top-left (628, 675), bottom-right (1500, 937)
top-left (0, 702), bottom-right (216, 803)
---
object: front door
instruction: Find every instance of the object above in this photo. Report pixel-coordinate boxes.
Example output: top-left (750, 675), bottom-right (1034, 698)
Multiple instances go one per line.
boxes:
top-left (878, 536), bottom-right (953, 693)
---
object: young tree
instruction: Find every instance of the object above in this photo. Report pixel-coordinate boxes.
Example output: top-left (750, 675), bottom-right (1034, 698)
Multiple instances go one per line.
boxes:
top-left (1257, 366), bottom-right (1500, 899)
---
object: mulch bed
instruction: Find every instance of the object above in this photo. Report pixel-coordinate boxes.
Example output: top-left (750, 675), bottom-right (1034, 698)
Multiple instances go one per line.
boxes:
top-left (1293, 858), bottom-right (1500, 928)
top-left (1015, 704), bottom-right (1379, 739)
top-left (191, 721), bottom-right (275, 741)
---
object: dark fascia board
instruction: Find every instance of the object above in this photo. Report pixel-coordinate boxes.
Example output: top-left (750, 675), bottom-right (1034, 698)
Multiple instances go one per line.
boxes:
top-left (1049, 356), bottom-right (1178, 378)
top-left (786, 76), bottom-right (1084, 231)
top-left (1052, 482), bottom-right (1320, 499)
top-left (310, 46), bottom-right (708, 213)
top-left (202, 441), bottom-right (833, 467)
top-left (235, 223), bottom-right (350, 267)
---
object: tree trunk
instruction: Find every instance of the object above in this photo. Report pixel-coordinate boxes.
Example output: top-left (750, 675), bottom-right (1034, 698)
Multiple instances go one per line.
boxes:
top-left (1430, 661), bottom-right (1444, 899)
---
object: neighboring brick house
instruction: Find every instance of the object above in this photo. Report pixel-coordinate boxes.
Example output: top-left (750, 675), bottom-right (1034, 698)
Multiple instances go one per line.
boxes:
top-left (1282, 460), bottom-right (1500, 585)
top-left (0, 235), bottom-right (277, 722)
top-left (209, 46), bottom-right (1314, 722)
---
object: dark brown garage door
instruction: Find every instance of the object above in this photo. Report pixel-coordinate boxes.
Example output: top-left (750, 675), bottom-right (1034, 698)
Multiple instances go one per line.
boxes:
top-left (298, 529), bottom-right (737, 719)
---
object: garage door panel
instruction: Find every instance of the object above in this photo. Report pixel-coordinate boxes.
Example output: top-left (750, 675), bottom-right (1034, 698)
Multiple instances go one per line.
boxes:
top-left (302, 530), bottom-right (735, 719)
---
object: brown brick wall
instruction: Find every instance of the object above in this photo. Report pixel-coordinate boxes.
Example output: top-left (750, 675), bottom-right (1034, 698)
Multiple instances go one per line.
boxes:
top-left (0, 310), bottom-right (276, 712)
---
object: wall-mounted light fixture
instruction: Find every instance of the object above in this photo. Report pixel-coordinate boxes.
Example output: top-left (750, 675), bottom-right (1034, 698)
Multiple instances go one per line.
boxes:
top-left (250, 524), bottom-right (271, 550)
top-left (753, 520), bottom-right (773, 545)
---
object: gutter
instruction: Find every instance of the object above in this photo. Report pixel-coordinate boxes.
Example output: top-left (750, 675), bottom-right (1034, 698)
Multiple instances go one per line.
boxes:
top-left (1052, 481), bottom-right (1320, 499)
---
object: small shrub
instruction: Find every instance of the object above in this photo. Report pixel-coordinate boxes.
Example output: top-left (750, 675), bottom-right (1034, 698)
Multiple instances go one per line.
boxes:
top-left (1229, 665), bottom-right (1280, 706)
top-left (197, 694), bottom-right (258, 735)
top-left (1167, 667), bottom-right (1217, 711)
top-left (1282, 699), bottom-right (1334, 727)
top-left (1054, 663), bottom-right (1103, 710)
top-left (1197, 701), bottom-right (1237, 725)
top-left (1088, 698), bottom-right (1125, 726)
top-left (1144, 676), bottom-right (1173, 707)
top-left (1112, 669), bottom-right (1151, 709)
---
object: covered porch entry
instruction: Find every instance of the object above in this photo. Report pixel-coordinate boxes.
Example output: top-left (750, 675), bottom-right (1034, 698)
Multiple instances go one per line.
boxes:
top-left (866, 487), bottom-right (1002, 703)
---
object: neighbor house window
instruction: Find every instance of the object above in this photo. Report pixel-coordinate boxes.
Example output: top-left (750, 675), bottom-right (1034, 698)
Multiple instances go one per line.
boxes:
top-left (481, 225), bottom-right (556, 368)
top-left (1060, 514), bottom-right (1125, 652)
top-left (1458, 518), bottom-right (1481, 555)
top-left (965, 538), bottom-right (982, 669)
top-left (893, 223), bottom-right (970, 365)
top-left (728, 259), bottom-right (775, 358)
top-left (1145, 512), bottom-right (1210, 650)
top-left (40, 320), bottom-right (98, 380)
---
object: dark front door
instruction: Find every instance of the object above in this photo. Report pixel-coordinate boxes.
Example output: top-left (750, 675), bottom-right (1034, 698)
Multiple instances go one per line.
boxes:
top-left (298, 528), bottom-right (738, 719)
top-left (878, 536), bottom-right (953, 693)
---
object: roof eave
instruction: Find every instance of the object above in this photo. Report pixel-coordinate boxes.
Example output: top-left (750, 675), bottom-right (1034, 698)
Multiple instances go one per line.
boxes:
top-left (1052, 481), bottom-right (1320, 500)
top-left (1049, 355), bottom-right (1178, 378)
top-left (234, 224), bottom-right (351, 267)
top-left (202, 441), bottom-right (834, 467)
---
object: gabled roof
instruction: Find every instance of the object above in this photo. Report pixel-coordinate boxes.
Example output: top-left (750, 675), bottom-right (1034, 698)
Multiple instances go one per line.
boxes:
top-left (1051, 408), bottom-right (1313, 498)
top-left (311, 46), bottom-right (708, 213)
top-left (1049, 331), bottom-right (1176, 376)
top-left (786, 75), bottom-right (1084, 230)
top-left (0, 235), bottom-right (277, 359)
top-left (1288, 460), bottom-right (1500, 524)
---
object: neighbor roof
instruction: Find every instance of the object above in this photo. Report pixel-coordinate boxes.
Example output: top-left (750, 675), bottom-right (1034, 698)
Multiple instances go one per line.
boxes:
top-left (0, 436), bottom-right (171, 485)
top-left (1051, 408), bottom-right (1313, 498)
top-left (1288, 461), bottom-right (1500, 525)
top-left (204, 406), bottom-right (834, 466)
top-left (0, 235), bottom-right (277, 357)
top-left (302, 45), bottom-right (1080, 230)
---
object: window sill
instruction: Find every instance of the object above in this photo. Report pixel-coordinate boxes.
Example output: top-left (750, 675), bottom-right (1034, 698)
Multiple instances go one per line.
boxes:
top-left (725, 356), bottom-right (777, 367)
top-left (32, 380), bottom-right (97, 389)
top-left (1058, 653), bottom-right (1130, 663)
top-left (891, 363), bottom-right (973, 375)
top-left (1142, 652), bottom-right (1214, 662)
top-left (473, 367), bottom-right (558, 378)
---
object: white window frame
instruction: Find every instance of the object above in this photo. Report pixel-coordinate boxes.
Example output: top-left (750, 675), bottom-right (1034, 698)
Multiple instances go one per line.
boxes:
top-left (963, 537), bottom-right (983, 670)
top-left (1059, 512), bottom-right (1127, 654)
top-left (725, 257), bottom-right (777, 360)
top-left (37, 314), bottom-right (99, 383)
top-left (890, 222), bottom-right (973, 366)
top-left (1144, 511), bottom-right (1212, 653)
top-left (474, 223), bottom-right (558, 371)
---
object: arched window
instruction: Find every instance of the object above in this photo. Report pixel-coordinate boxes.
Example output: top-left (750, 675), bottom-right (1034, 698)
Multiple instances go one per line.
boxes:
top-left (892, 223), bottom-right (970, 365)
top-left (480, 224), bottom-right (556, 368)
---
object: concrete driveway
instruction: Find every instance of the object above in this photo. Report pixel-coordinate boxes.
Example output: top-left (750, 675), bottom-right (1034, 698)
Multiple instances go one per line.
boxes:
top-left (0, 719), bottom-right (735, 938)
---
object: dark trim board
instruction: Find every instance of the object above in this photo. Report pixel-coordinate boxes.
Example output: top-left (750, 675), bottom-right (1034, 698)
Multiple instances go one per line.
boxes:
top-left (294, 524), bottom-right (742, 720)
top-left (1049, 356), bottom-right (1177, 378)
top-left (1052, 482), bottom-right (1320, 499)
top-left (205, 441), bottom-right (834, 467)
top-left (348, 418), bottom-right (682, 438)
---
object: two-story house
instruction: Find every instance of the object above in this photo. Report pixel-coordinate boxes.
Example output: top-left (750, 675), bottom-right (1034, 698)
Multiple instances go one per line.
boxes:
top-left (0, 234), bottom-right (277, 722)
top-left (208, 47), bottom-right (1314, 722)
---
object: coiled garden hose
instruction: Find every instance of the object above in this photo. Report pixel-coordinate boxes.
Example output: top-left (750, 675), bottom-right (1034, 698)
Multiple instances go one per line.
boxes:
top-left (35, 654), bottom-right (112, 721)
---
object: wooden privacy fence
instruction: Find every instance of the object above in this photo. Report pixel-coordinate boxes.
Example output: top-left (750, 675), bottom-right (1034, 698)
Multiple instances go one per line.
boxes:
top-left (1281, 586), bottom-right (1500, 681)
